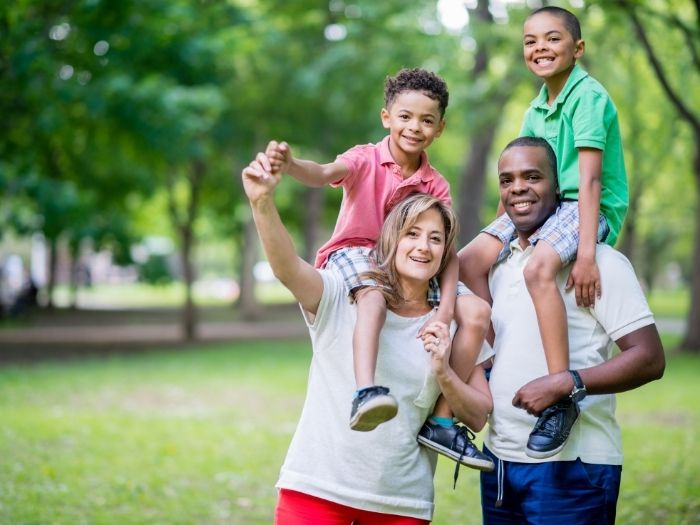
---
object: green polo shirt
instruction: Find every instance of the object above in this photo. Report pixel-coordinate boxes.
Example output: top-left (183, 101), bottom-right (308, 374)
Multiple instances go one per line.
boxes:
top-left (520, 64), bottom-right (628, 246)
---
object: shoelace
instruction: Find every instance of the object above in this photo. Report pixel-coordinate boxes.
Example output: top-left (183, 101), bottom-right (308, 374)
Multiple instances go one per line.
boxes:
top-left (451, 426), bottom-right (476, 489)
top-left (533, 404), bottom-right (564, 437)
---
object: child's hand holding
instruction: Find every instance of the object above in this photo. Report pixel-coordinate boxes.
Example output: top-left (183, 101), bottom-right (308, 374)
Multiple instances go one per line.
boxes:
top-left (265, 140), bottom-right (293, 175)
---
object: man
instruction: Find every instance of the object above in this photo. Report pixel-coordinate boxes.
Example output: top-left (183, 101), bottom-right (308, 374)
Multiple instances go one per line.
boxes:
top-left (463, 136), bottom-right (665, 524)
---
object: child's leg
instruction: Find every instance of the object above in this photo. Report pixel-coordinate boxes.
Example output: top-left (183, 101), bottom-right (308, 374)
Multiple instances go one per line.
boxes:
top-left (457, 233), bottom-right (503, 304)
top-left (523, 241), bottom-right (567, 374)
top-left (431, 294), bottom-right (491, 419)
top-left (350, 286), bottom-right (397, 431)
top-left (417, 293), bottom-right (494, 473)
top-left (458, 232), bottom-right (505, 346)
top-left (523, 241), bottom-right (579, 459)
top-left (353, 287), bottom-right (387, 388)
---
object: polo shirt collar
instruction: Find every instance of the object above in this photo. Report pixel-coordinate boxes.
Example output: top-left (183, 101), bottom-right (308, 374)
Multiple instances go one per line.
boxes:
top-left (379, 135), bottom-right (434, 182)
top-left (529, 63), bottom-right (589, 113)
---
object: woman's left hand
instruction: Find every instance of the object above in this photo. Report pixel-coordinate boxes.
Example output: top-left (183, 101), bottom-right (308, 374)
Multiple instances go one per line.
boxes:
top-left (420, 321), bottom-right (451, 375)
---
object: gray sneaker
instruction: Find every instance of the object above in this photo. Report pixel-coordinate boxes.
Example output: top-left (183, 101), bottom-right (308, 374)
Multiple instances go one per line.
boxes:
top-left (417, 420), bottom-right (494, 472)
top-left (526, 399), bottom-right (580, 459)
top-left (349, 386), bottom-right (398, 431)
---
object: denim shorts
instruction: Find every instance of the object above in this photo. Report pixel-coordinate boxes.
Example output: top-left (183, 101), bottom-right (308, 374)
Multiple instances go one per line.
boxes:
top-left (480, 446), bottom-right (622, 524)
top-left (482, 201), bottom-right (610, 264)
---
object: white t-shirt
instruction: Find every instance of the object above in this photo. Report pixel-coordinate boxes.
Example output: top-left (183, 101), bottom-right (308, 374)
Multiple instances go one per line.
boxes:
top-left (276, 270), bottom-right (493, 520)
top-left (486, 243), bottom-right (654, 464)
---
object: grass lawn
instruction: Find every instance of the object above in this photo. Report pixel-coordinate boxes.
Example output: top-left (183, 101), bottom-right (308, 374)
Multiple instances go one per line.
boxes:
top-left (1, 336), bottom-right (698, 524)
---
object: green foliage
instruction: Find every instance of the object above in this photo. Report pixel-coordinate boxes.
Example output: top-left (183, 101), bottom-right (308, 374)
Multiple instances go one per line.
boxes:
top-left (137, 255), bottom-right (173, 286)
top-left (0, 342), bottom-right (698, 524)
top-left (1, 0), bottom-right (698, 320)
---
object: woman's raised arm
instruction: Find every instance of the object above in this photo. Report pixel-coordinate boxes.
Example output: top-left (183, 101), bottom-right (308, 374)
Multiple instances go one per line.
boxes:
top-left (241, 154), bottom-right (324, 314)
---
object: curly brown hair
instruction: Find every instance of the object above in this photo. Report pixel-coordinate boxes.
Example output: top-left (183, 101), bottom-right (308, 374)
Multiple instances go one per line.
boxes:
top-left (384, 68), bottom-right (449, 118)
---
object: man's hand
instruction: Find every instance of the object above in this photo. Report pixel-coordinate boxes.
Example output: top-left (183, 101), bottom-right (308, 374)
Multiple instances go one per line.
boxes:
top-left (512, 371), bottom-right (572, 416)
top-left (265, 140), bottom-right (293, 175)
top-left (566, 255), bottom-right (601, 307)
top-left (241, 152), bottom-right (282, 204)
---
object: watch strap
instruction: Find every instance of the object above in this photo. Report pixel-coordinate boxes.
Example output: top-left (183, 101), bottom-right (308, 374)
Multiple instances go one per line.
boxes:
top-left (569, 369), bottom-right (584, 390)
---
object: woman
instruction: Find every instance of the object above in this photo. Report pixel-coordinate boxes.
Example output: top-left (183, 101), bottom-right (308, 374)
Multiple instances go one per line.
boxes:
top-left (242, 157), bottom-right (493, 525)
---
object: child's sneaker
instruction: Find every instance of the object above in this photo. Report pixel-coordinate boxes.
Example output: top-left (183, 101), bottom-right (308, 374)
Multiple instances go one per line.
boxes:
top-left (526, 399), bottom-right (580, 459)
top-left (349, 386), bottom-right (398, 431)
top-left (417, 420), bottom-right (494, 472)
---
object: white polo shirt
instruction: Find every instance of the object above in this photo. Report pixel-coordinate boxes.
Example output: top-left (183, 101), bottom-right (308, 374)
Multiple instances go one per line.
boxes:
top-left (485, 243), bottom-right (654, 464)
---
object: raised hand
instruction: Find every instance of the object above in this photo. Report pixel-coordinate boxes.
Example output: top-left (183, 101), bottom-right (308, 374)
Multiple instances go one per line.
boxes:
top-left (241, 151), bottom-right (282, 203)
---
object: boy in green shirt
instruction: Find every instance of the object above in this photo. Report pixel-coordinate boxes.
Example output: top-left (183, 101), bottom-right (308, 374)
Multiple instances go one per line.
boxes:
top-left (460, 6), bottom-right (628, 458)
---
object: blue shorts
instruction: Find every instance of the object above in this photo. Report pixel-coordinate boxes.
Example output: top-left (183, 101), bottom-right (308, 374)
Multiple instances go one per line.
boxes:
top-left (326, 247), bottom-right (470, 306)
top-left (482, 201), bottom-right (610, 264)
top-left (480, 447), bottom-right (621, 525)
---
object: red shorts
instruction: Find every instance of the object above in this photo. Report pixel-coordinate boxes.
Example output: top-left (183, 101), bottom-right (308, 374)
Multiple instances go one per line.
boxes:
top-left (275, 489), bottom-right (431, 525)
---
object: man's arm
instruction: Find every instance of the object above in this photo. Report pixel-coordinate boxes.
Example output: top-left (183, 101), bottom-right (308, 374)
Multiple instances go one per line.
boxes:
top-left (512, 323), bottom-right (665, 414)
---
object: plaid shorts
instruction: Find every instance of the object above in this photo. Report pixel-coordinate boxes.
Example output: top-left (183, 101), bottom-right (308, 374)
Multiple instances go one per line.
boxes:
top-left (326, 246), bottom-right (470, 306)
top-left (482, 201), bottom-right (610, 264)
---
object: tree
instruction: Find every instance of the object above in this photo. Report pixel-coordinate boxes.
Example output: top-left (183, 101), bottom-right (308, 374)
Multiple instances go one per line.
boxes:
top-left (610, 0), bottom-right (700, 351)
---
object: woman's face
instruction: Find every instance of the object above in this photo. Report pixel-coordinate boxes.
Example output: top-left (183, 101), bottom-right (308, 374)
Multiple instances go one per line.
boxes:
top-left (394, 207), bottom-right (446, 286)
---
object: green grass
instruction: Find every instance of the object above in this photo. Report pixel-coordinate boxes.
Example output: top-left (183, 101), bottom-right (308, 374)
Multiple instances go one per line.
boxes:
top-left (1, 341), bottom-right (699, 524)
top-left (647, 287), bottom-right (689, 319)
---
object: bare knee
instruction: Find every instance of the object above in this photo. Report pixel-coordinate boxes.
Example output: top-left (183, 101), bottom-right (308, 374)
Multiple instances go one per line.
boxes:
top-left (523, 252), bottom-right (560, 293)
top-left (456, 295), bottom-right (491, 332)
top-left (354, 287), bottom-right (387, 311)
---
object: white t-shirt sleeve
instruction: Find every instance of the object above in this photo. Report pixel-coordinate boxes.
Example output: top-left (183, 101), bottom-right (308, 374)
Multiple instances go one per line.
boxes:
top-left (476, 341), bottom-right (495, 366)
top-left (591, 247), bottom-right (655, 341)
top-left (299, 270), bottom-right (346, 334)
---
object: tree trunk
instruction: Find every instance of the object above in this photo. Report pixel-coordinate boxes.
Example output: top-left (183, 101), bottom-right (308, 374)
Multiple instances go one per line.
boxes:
top-left (680, 149), bottom-right (700, 352)
top-left (46, 237), bottom-right (57, 309)
top-left (69, 253), bottom-right (79, 309)
top-left (237, 216), bottom-right (261, 320)
top-left (167, 160), bottom-right (205, 341)
top-left (458, 125), bottom-right (498, 246)
top-left (180, 225), bottom-right (197, 340)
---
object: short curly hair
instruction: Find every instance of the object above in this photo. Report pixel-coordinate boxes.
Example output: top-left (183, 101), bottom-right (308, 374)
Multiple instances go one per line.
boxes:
top-left (384, 68), bottom-right (449, 118)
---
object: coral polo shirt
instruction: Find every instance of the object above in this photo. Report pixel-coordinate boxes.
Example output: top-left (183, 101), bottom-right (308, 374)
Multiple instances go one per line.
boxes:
top-left (314, 136), bottom-right (452, 269)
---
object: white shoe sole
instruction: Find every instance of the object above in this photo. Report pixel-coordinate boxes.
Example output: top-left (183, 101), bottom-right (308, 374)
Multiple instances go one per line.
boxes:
top-left (417, 435), bottom-right (495, 472)
top-left (350, 396), bottom-right (398, 431)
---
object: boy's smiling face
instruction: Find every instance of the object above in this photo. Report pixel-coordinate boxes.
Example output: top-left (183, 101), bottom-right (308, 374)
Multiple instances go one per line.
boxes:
top-left (523, 11), bottom-right (584, 86)
top-left (380, 90), bottom-right (445, 165)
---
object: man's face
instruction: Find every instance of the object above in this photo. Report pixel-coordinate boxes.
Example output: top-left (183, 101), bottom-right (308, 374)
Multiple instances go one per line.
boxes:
top-left (498, 145), bottom-right (558, 242)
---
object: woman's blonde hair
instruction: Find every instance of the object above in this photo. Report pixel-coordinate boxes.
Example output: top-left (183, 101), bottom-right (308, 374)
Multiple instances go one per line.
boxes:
top-left (363, 193), bottom-right (458, 309)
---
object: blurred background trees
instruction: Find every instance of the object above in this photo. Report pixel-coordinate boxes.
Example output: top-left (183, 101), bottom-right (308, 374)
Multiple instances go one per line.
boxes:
top-left (1, 0), bottom-right (697, 349)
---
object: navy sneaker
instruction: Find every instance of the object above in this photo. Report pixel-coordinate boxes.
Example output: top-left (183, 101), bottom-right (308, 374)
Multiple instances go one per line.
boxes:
top-left (526, 399), bottom-right (580, 459)
top-left (417, 420), bottom-right (494, 472)
top-left (349, 386), bottom-right (398, 431)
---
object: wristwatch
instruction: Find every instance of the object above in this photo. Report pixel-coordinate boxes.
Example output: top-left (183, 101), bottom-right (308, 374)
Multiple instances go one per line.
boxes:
top-left (569, 370), bottom-right (587, 403)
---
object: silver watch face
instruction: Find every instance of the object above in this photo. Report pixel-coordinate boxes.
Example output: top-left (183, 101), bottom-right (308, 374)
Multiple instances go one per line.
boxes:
top-left (571, 388), bottom-right (586, 403)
